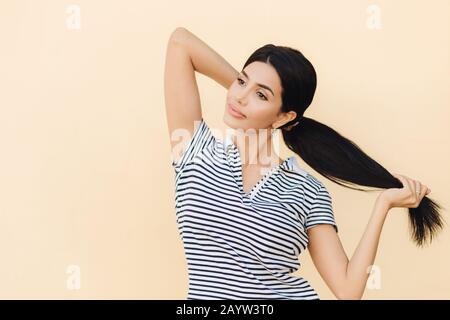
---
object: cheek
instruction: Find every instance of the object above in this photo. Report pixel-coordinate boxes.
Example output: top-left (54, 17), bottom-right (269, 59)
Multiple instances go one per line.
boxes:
top-left (228, 82), bottom-right (239, 94)
top-left (227, 87), bottom-right (275, 121)
top-left (247, 104), bottom-right (276, 122)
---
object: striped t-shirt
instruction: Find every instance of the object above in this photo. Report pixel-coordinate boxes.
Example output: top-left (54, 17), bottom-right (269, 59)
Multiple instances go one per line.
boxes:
top-left (171, 118), bottom-right (338, 300)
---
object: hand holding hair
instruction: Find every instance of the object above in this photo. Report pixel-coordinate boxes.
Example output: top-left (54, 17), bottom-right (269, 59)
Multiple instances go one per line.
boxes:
top-left (380, 173), bottom-right (431, 210)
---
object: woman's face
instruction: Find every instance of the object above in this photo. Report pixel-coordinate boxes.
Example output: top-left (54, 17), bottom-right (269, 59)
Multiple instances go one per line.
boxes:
top-left (224, 61), bottom-right (296, 132)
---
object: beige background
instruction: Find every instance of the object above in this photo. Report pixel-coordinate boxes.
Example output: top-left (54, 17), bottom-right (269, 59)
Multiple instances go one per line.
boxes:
top-left (0, 0), bottom-right (449, 299)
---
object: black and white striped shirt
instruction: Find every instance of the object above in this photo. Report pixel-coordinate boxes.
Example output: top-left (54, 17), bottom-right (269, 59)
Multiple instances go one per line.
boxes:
top-left (171, 119), bottom-right (338, 300)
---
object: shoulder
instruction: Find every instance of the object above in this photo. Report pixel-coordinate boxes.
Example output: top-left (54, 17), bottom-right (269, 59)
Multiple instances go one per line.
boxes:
top-left (284, 158), bottom-right (325, 196)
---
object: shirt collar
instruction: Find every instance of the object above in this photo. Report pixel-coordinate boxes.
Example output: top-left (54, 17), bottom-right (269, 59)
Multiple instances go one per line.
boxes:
top-left (223, 134), bottom-right (306, 176)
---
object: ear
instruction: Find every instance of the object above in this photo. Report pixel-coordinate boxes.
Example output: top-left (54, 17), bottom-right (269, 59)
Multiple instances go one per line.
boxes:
top-left (272, 111), bottom-right (297, 129)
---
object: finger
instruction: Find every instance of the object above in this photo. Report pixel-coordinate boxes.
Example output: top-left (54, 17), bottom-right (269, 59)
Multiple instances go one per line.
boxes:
top-left (392, 173), bottom-right (411, 195)
top-left (418, 183), bottom-right (429, 204)
top-left (396, 173), bottom-right (413, 193)
top-left (392, 173), bottom-right (406, 188)
top-left (405, 177), bottom-right (417, 203)
top-left (405, 176), bottom-right (417, 200)
top-left (416, 180), bottom-right (423, 203)
top-left (402, 173), bottom-right (413, 181)
top-left (414, 180), bottom-right (421, 202)
top-left (405, 176), bottom-right (416, 199)
top-left (399, 173), bottom-right (416, 195)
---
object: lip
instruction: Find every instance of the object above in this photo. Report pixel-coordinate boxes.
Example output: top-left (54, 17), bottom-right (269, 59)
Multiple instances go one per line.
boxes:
top-left (227, 104), bottom-right (246, 119)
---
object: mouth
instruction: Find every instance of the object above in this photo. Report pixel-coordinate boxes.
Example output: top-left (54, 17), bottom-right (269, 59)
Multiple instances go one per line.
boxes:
top-left (227, 104), bottom-right (246, 119)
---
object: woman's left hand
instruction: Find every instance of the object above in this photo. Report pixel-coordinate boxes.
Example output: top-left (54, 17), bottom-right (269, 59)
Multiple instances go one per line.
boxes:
top-left (378, 173), bottom-right (431, 210)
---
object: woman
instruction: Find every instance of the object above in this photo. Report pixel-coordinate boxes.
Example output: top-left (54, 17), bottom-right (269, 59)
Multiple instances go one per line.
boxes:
top-left (164, 27), bottom-right (444, 300)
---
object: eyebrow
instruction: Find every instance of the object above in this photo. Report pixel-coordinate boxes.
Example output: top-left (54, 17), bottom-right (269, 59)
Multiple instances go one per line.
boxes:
top-left (241, 70), bottom-right (275, 97)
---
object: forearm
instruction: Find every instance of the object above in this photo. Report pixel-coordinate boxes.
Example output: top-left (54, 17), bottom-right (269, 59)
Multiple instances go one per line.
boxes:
top-left (169, 27), bottom-right (239, 90)
top-left (343, 197), bottom-right (390, 299)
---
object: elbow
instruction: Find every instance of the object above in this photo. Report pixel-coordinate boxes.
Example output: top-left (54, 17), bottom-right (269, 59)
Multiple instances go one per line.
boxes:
top-left (336, 290), bottom-right (363, 300)
top-left (335, 285), bottom-right (363, 300)
top-left (334, 279), bottom-right (364, 300)
top-left (169, 27), bottom-right (189, 44)
top-left (337, 294), bottom-right (362, 300)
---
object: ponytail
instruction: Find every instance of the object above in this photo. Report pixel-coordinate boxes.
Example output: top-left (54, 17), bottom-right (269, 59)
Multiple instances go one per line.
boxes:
top-left (282, 116), bottom-right (445, 247)
top-left (242, 43), bottom-right (444, 247)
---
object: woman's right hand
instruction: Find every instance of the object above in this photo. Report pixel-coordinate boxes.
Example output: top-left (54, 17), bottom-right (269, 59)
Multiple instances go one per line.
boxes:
top-left (378, 173), bottom-right (431, 210)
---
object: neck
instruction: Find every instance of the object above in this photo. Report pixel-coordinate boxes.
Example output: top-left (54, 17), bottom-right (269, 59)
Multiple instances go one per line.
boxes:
top-left (232, 128), bottom-right (282, 169)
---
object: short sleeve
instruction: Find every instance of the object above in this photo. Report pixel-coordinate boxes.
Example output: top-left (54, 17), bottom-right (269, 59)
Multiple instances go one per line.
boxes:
top-left (171, 118), bottom-right (215, 173)
top-left (305, 184), bottom-right (338, 233)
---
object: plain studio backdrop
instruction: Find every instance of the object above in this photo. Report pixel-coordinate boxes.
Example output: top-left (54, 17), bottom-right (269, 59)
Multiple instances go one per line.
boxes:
top-left (0, 0), bottom-right (449, 299)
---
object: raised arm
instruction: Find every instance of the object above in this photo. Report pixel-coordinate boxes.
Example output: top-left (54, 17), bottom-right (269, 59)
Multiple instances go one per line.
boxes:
top-left (164, 27), bottom-right (239, 156)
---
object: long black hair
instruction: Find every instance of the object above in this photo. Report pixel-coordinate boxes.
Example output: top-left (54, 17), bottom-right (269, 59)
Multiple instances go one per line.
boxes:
top-left (242, 44), bottom-right (445, 247)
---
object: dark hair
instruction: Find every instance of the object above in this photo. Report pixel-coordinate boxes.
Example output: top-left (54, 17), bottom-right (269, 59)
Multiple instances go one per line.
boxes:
top-left (242, 44), bottom-right (445, 247)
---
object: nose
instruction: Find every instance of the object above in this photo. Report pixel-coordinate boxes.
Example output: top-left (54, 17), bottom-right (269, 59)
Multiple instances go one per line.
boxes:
top-left (235, 99), bottom-right (247, 110)
top-left (236, 87), bottom-right (251, 104)
top-left (236, 93), bottom-right (248, 105)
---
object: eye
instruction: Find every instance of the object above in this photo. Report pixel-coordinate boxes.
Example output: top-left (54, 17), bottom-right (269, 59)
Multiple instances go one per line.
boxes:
top-left (237, 77), bottom-right (268, 101)
top-left (257, 92), bottom-right (268, 100)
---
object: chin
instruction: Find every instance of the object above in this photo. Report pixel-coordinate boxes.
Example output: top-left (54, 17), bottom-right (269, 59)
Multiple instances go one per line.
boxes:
top-left (223, 113), bottom-right (239, 129)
